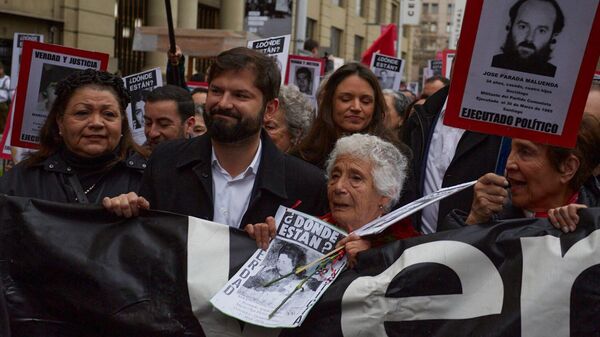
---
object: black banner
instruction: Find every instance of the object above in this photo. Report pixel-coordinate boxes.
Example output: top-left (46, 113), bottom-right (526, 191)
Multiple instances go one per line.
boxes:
top-left (1, 195), bottom-right (600, 336)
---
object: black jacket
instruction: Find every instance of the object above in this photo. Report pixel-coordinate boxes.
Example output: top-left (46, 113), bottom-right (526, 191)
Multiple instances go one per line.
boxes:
top-left (443, 176), bottom-right (600, 229)
top-left (401, 86), bottom-right (502, 232)
top-left (139, 132), bottom-right (329, 227)
top-left (0, 151), bottom-right (147, 204)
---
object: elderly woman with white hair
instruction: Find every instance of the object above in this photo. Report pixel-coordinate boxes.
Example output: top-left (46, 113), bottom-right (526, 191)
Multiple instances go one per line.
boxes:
top-left (246, 133), bottom-right (419, 266)
top-left (264, 85), bottom-right (314, 152)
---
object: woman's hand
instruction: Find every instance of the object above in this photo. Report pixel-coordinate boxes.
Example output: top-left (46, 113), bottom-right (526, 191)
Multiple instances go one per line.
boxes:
top-left (466, 173), bottom-right (509, 225)
top-left (102, 192), bottom-right (150, 218)
top-left (548, 203), bottom-right (587, 233)
top-left (244, 216), bottom-right (276, 251)
top-left (336, 233), bottom-right (371, 268)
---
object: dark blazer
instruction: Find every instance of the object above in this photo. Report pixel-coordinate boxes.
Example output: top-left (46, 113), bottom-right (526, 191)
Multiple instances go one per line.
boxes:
top-left (139, 132), bottom-right (329, 228)
top-left (402, 86), bottom-right (502, 232)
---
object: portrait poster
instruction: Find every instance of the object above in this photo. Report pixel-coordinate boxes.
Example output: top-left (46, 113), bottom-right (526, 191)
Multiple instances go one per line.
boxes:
top-left (211, 206), bottom-right (347, 328)
top-left (442, 49), bottom-right (456, 79)
top-left (285, 54), bottom-right (324, 109)
top-left (123, 68), bottom-right (162, 145)
top-left (444, 0), bottom-right (600, 148)
top-left (428, 59), bottom-right (443, 76)
top-left (11, 41), bottom-right (108, 149)
top-left (370, 53), bottom-right (404, 91)
top-left (422, 67), bottom-right (434, 91)
top-left (0, 96), bottom-right (16, 159)
top-left (9, 33), bottom-right (44, 90)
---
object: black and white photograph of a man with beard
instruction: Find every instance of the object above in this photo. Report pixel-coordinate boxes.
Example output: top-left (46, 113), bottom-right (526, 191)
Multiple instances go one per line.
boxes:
top-left (491, 0), bottom-right (564, 77)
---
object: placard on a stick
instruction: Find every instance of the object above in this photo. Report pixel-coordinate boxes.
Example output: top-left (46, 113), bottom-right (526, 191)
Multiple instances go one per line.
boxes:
top-left (444, 0), bottom-right (600, 148)
top-left (11, 41), bottom-right (108, 149)
top-left (285, 55), bottom-right (325, 98)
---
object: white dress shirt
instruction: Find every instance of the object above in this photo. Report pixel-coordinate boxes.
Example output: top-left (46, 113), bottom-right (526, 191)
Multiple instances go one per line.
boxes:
top-left (421, 99), bottom-right (465, 234)
top-left (211, 141), bottom-right (262, 228)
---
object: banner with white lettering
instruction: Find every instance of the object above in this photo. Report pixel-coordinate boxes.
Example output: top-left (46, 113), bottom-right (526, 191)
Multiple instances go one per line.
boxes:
top-left (10, 41), bottom-right (108, 149)
top-left (444, 0), bottom-right (600, 148)
top-left (9, 33), bottom-right (44, 91)
top-left (248, 35), bottom-right (291, 86)
top-left (123, 68), bottom-right (163, 145)
top-left (370, 53), bottom-right (404, 91)
top-left (3, 195), bottom-right (600, 336)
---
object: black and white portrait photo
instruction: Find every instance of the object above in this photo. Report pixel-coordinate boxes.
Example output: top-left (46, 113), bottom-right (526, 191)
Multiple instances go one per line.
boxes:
top-left (287, 56), bottom-right (323, 97)
top-left (294, 66), bottom-right (313, 95)
top-left (491, 0), bottom-right (565, 77)
top-left (376, 68), bottom-right (395, 90)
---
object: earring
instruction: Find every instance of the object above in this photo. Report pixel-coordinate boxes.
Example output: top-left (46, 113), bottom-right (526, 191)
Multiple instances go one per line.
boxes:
top-left (378, 204), bottom-right (384, 209)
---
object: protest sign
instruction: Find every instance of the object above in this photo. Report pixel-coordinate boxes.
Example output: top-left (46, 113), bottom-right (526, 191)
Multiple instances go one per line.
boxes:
top-left (286, 55), bottom-right (324, 110)
top-left (248, 35), bottom-right (290, 85)
top-left (442, 49), bottom-right (455, 79)
top-left (286, 55), bottom-right (324, 96)
top-left (123, 68), bottom-right (163, 145)
top-left (9, 33), bottom-right (44, 91)
top-left (0, 97), bottom-right (16, 159)
top-left (370, 53), bottom-right (404, 91)
top-left (593, 71), bottom-right (600, 86)
top-left (211, 206), bottom-right (346, 328)
top-left (10, 41), bottom-right (108, 149)
top-left (4, 195), bottom-right (600, 336)
top-left (428, 59), bottom-right (443, 76)
top-left (355, 181), bottom-right (476, 237)
top-left (444, 0), bottom-right (600, 148)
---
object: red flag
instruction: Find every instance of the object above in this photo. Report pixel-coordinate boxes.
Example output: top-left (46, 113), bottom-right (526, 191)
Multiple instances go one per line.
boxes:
top-left (361, 24), bottom-right (397, 65)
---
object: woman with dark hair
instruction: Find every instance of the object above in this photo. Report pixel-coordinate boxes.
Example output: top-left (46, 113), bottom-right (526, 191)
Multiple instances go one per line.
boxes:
top-left (0, 69), bottom-right (149, 203)
top-left (290, 62), bottom-right (398, 168)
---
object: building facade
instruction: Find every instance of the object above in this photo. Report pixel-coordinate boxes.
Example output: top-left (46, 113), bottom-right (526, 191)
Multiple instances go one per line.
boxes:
top-left (406, 0), bottom-right (454, 83)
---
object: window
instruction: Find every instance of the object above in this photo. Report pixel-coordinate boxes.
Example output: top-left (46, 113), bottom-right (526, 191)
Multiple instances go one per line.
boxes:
top-left (330, 27), bottom-right (343, 56)
top-left (431, 3), bottom-right (439, 15)
top-left (355, 0), bottom-right (365, 17)
top-left (332, 0), bottom-right (344, 7)
top-left (422, 3), bottom-right (429, 14)
top-left (353, 35), bottom-right (364, 61)
top-left (376, 0), bottom-right (385, 23)
top-left (391, 2), bottom-right (399, 24)
top-left (306, 18), bottom-right (317, 40)
top-left (446, 22), bottom-right (452, 33)
top-left (448, 3), bottom-right (454, 16)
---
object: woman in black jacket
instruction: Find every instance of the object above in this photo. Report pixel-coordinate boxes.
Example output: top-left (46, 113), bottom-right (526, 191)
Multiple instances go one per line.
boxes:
top-left (0, 69), bottom-right (149, 203)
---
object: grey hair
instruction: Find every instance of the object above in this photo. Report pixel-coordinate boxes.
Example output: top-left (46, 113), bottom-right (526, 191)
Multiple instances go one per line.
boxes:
top-left (325, 134), bottom-right (408, 211)
top-left (279, 85), bottom-right (314, 145)
top-left (382, 89), bottom-right (411, 120)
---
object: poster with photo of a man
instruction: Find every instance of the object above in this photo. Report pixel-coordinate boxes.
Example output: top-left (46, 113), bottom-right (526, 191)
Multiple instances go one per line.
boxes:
top-left (370, 53), bottom-right (404, 91)
top-left (490, 0), bottom-right (564, 77)
top-left (11, 41), bottom-right (108, 149)
top-left (286, 55), bottom-right (324, 99)
top-left (294, 66), bottom-right (313, 95)
top-left (444, 0), bottom-right (600, 148)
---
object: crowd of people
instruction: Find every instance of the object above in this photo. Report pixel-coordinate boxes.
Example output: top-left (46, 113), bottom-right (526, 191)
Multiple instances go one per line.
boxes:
top-left (0, 28), bottom-right (599, 336)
